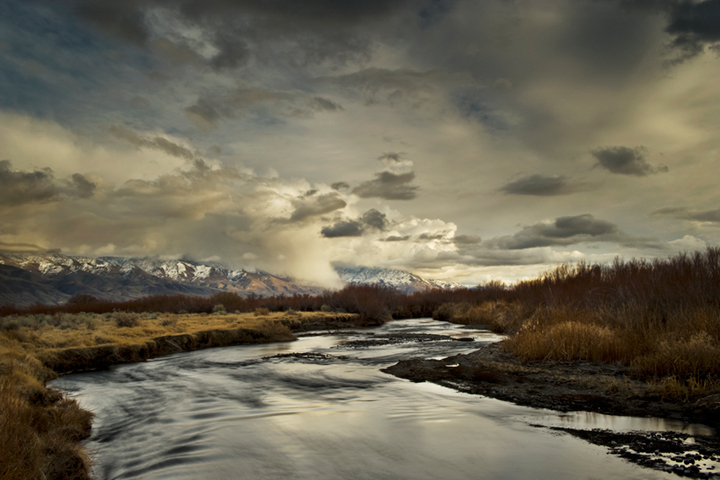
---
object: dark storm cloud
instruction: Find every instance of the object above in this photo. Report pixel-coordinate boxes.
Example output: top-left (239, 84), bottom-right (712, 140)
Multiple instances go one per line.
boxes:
top-left (488, 214), bottom-right (622, 250)
top-left (331, 181), bottom-right (350, 191)
top-left (500, 175), bottom-right (574, 196)
top-left (360, 209), bottom-right (389, 231)
top-left (69, 173), bottom-right (96, 199)
top-left (65, 0), bottom-right (422, 71)
top-left (618, 0), bottom-right (720, 63)
top-left (320, 220), bottom-right (364, 238)
top-left (320, 209), bottom-right (388, 238)
top-left (0, 160), bottom-right (58, 205)
top-left (288, 192), bottom-right (346, 222)
top-left (591, 146), bottom-right (668, 176)
top-left (353, 171), bottom-right (418, 200)
top-left (666, 0), bottom-right (720, 62)
top-left (383, 235), bottom-right (410, 242)
top-left (0, 160), bottom-right (95, 206)
top-left (651, 206), bottom-right (720, 222)
top-left (110, 125), bottom-right (197, 160)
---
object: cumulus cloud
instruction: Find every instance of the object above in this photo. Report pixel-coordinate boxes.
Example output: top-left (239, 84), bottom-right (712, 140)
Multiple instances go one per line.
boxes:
top-left (651, 206), bottom-right (720, 223)
top-left (591, 146), bottom-right (668, 176)
top-left (500, 174), bottom-right (575, 196)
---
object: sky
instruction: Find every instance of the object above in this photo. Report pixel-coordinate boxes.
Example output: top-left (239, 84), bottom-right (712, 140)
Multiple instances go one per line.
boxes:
top-left (0, 0), bottom-right (719, 287)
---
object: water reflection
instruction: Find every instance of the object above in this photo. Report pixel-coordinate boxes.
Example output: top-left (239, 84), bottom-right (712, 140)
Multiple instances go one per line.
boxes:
top-left (52, 319), bottom-right (680, 480)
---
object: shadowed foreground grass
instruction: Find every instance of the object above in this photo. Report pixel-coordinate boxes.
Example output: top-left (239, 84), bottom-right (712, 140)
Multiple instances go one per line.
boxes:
top-left (0, 310), bottom-right (356, 480)
top-left (434, 248), bottom-right (720, 403)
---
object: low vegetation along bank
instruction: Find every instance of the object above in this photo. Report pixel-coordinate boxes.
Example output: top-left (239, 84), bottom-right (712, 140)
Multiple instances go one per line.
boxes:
top-left (433, 248), bottom-right (720, 405)
top-left (0, 310), bottom-right (358, 480)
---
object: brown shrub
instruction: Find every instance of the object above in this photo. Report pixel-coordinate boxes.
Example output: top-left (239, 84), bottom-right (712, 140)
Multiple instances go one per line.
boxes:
top-left (113, 312), bottom-right (140, 328)
top-left (254, 307), bottom-right (270, 316)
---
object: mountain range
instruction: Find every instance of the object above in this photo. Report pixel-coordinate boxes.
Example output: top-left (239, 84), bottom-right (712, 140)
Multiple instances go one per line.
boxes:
top-left (0, 253), bottom-right (459, 307)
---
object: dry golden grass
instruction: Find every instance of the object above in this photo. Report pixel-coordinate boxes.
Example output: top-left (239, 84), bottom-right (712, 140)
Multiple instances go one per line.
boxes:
top-left (501, 304), bottom-right (720, 400)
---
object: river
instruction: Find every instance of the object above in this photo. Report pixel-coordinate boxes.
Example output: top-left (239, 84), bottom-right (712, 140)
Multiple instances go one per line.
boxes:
top-left (51, 318), bottom-right (709, 479)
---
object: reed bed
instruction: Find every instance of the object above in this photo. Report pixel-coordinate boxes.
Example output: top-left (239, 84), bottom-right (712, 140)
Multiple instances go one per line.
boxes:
top-left (435, 248), bottom-right (720, 401)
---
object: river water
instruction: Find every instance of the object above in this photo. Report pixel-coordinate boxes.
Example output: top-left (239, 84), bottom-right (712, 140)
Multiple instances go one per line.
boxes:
top-left (51, 319), bottom-right (708, 480)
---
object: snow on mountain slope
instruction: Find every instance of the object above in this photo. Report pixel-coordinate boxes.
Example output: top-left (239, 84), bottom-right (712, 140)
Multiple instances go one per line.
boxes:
top-left (334, 266), bottom-right (459, 293)
top-left (0, 253), bottom-right (321, 306)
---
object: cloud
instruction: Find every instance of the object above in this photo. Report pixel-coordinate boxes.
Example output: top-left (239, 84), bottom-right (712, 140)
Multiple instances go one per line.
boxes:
top-left (321, 67), bottom-right (477, 108)
top-left (453, 234), bottom-right (481, 245)
top-left (68, 0), bottom-right (417, 72)
top-left (353, 171), bottom-right (418, 200)
top-left (320, 209), bottom-right (388, 238)
top-left (110, 125), bottom-right (198, 160)
top-left (0, 160), bottom-right (58, 206)
top-left (500, 174), bottom-right (575, 196)
top-left (591, 146), bottom-right (668, 176)
top-left (0, 241), bottom-right (58, 254)
top-left (651, 206), bottom-right (720, 223)
top-left (360, 208), bottom-right (389, 231)
top-left (665, 0), bottom-right (720, 63)
top-left (379, 152), bottom-right (403, 163)
top-left (487, 214), bottom-right (624, 250)
top-left (383, 235), bottom-right (410, 242)
top-left (321, 220), bottom-right (363, 238)
top-left (69, 173), bottom-right (96, 199)
top-left (309, 96), bottom-right (343, 112)
top-left (331, 181), bottom-right (350, 191)
top-left (75, 2), bottom-right (150, 47)
top-left (0, 160), bottom-right (93, 206)
top-left (184, 87), bottom-right (342, 129)
top-left (288, 192), bottom-right (347, 222)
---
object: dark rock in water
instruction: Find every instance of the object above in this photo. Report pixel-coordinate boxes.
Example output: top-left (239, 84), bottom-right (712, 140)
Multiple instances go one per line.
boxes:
top-left (454, 337), bottom-right (474, 342)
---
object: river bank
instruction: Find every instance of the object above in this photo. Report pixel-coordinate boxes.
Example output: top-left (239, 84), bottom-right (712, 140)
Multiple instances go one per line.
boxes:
top-left (0, 311), bottom-right (360, 480)
top-left (383, 340), bottom-right (720, 478)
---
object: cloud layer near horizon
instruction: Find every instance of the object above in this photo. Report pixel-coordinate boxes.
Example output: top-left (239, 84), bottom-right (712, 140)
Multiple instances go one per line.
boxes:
top-left (1, 0), bottom-right (719, 285)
